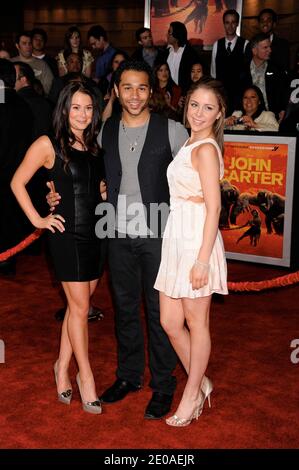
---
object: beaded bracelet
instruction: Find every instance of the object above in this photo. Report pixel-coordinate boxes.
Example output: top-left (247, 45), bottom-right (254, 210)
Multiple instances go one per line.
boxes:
top-left (194, 259), bottom-right (210, 269)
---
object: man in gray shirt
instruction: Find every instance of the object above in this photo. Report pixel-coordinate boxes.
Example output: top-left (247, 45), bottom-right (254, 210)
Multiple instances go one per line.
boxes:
top-left (99, 61), bottom-right (188, 419)
top-left (11, 31), bottom-right (54, 96)
top-left (98, 107), bottom-right (187, 237)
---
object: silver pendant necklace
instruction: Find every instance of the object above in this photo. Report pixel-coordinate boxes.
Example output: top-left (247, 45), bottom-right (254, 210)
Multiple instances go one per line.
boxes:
top-left (121, 119), bottom-right (148, 152)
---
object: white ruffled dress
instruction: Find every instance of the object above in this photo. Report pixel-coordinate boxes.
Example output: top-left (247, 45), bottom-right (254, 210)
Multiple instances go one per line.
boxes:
top-left (154, 138), bottom-right (228, 298)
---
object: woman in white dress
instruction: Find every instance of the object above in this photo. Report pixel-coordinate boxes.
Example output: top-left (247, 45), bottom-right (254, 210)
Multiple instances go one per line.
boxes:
top-left (154, 78), bottom-right (228, 427)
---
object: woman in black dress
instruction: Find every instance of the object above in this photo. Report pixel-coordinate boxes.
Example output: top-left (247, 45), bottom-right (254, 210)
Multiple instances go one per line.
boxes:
top-left (11, 82), bottom-right (105, 414)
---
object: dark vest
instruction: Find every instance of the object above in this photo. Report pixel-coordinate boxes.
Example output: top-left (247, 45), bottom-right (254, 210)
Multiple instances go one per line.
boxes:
top-left (216, 37), bottom-right (246, 113)
top-left (215, 37), bottom-right (246, 85)
top-left (102, 113), bottom-right (172, 235)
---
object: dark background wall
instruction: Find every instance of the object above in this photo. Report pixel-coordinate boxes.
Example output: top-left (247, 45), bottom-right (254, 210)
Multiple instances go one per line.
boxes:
top-left (242, 0), bottom-right (299, 67)
top-left (1, 1), bottom-right (299, 68)
top-left (0, 3), bottom-right (24, 50)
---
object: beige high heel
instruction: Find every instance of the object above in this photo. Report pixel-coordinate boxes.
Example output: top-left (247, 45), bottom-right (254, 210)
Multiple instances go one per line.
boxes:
top-left (53, 362), bottom-right (72, 405)
top-left (166, 390), bottom-right (204, 427)
top-left (201, 375), bottom-right (213, 409)
top-left (166, 377), bottom-right (213, 427)
top-left (190, 376), bottom-right (213, 420)
top-left (166, 414), bottom-right (195, 427)
top-left (76, 373), bottom-right (102, 415)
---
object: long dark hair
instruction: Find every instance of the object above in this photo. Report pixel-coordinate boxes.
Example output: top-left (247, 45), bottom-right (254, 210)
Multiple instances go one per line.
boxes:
top-left (153, 61), bottom-right (176, 97)
top-left (107, 50), bottom-right (130, 92)
top-left (170, 22), bottom-right (188, 47)
top-left (241, 85), bottom-right (266, 121)
top-left (184, 77), bottom-right (227, 152)
top-left (63, 26), bottom-right (83, 64)
top-left (52, 81), bottom-right (100, 166)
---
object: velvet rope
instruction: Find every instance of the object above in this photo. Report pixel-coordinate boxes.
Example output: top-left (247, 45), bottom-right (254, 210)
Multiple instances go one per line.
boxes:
top-left (228, 271), bottom-right (299, 292)
top-left (0, 230), bottom-right (299, 292)
top-left (0, 229), bottom-right (44, 262)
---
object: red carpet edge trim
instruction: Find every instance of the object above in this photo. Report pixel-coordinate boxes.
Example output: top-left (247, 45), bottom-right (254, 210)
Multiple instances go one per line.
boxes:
top-left (1, 229), bottom-right (299, 292)
top-left (0, 229), bottom-right (44, 262)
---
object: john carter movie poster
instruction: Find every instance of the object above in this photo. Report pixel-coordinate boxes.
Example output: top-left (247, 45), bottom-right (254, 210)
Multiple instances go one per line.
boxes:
top-left (220, 140), bottom-right (289, 261)
top-left (149, 1), bottom-right (242, 48)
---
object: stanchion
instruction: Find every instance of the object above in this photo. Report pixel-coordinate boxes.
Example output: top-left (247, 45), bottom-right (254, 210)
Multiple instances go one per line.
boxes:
top-left (0, 229), bottom-right (44, 262)
top-left (1, 230), bottom-right (299, 291)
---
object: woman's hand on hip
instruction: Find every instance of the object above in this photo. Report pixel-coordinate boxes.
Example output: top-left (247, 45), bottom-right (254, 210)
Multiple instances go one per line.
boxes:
top-left (35, 213), bottom-right (65, 233)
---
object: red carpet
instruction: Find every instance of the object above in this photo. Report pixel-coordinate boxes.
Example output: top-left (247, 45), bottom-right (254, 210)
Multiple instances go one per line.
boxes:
top-left (0, 249), bottom-right (298, 449)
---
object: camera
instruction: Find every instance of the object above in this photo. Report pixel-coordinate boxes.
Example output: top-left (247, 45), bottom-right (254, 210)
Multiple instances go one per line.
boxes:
top-left (236, 117), bottom-right (243, 124)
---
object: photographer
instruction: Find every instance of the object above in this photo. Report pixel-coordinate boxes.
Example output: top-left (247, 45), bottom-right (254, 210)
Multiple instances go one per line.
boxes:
top-left (224, 85), bottom-right (279, 132)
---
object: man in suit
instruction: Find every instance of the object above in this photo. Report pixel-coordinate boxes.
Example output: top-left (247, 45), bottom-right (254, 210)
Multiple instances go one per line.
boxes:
top-left (166, 21), bottom-right (200, 94)
top-left (98, 61), bottom-right (188, 419)
top-left (210, 9), bottom-right (249, 115)
top-left (258, 8), bottom-right (290, 73)
top-left (14, 61), bottom-right (52, 139)
top-left (240, 33), bottom-right (288, 121)
top-left (13, 61), bottom-right (53, 225)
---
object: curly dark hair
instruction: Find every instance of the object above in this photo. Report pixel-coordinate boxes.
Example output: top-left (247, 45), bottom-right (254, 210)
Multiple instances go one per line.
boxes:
top-left (52, 81), bottom-right (101, 167)
top-left (258, 8), bottom-right (277, 23)
top-left (114, 60), bottom-right (154, 89)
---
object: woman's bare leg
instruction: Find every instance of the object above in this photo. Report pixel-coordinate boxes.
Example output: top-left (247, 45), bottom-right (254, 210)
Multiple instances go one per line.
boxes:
top-left (55, 279), bottom-right (99, 394)
top-left (55, 305), bottom-right (72, 392)
top-left (59, 280), bottom-right (98, 402)
top-left (159, 292), bottom-right (190, 373)
top-left (171, 295), bottom-right (211, 419)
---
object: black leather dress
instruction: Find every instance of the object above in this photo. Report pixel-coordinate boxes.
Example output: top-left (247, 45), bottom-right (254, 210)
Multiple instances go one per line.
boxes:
top-left (47, 146), bottom-right (105, 281)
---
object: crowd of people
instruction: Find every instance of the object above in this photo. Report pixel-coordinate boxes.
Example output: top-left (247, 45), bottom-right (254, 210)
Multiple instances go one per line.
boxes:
top-left (0, 8), bottom-right (297, 130)
top-left (0, 7), bottom-right (297, 425)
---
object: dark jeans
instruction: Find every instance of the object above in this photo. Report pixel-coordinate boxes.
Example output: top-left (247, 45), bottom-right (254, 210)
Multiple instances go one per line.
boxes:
top-left (108, 235), bottom-right (177, 395)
